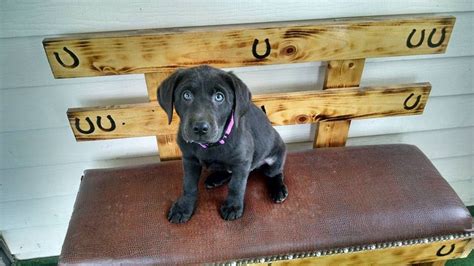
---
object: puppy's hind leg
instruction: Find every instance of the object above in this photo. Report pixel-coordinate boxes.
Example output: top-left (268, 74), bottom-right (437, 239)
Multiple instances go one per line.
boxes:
top-left (205, 171), bottom-right (232, 189)
top-left (268, 173), bottom-right (288, 203)
top-left (262, 149), bottom-right (288, 203)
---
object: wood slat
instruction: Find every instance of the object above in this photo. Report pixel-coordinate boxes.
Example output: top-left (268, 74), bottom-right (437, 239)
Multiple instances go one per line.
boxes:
top-left (4, 12), bottom-right (472, 91)
top-left (251, 237), bottom-right (473, 265)
top-left (3, 57), bottom-right (473, 133)
top-left (43, 16), bottom-right (455, 78)
top-left (67, 83), bottom-right (431, 141)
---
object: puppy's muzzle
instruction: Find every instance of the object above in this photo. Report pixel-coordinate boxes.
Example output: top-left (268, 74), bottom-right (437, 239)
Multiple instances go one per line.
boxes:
top-left (193, 121), bottom-right (210, 136)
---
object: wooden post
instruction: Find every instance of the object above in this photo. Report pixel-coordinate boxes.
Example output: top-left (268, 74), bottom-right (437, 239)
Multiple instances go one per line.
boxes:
top-left (144, 71), bottom-right (182, 161)
top-left (314, 59), bottom-right (365, 148)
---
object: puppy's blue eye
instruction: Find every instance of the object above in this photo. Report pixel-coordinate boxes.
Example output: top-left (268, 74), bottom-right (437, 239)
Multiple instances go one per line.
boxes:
top-left (214, 92), bottom-right (225, 102)
top-left (182, 91), bottom-right (193, 101)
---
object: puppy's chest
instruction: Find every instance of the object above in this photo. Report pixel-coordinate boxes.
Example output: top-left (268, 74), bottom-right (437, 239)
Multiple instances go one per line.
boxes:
top-left (192, 142), bottom-right (247, 172)
top-left (200, 159), bottom-right (232, 173)
top-left (195, 148), bottom-right (237, 172)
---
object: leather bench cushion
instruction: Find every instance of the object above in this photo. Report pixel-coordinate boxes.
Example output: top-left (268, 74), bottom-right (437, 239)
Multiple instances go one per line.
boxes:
top-left (60, 144), bottom-right (472, 265)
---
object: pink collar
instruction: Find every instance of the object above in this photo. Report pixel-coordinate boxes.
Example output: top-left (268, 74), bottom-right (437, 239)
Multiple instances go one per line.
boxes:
top-left (198, 113), bottom-right (234, 149)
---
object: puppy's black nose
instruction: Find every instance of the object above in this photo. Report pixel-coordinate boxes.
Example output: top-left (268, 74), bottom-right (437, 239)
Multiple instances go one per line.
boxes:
top-left (193, 122), bottom-right (209, 136)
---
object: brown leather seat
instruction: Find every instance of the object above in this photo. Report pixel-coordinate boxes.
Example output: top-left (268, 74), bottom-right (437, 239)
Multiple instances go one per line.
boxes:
top-left (59, 144), bottom-right (472, 265)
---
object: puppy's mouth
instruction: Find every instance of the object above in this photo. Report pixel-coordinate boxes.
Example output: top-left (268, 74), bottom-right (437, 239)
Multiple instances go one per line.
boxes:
top-left (182, 124), bottom-right (223, 145)
top-left (184, 135), bottom-right (221, 145)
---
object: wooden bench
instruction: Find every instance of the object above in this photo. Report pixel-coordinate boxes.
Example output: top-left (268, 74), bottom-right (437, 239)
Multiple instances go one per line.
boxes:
top-left (43, 15), bottom-right (473, 265)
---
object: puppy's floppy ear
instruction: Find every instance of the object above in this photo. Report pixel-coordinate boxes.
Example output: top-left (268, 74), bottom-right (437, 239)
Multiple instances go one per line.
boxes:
top-left (157, 69), bottom-right (184, 124)
top-left (225, 71), bottom-right (252, 127)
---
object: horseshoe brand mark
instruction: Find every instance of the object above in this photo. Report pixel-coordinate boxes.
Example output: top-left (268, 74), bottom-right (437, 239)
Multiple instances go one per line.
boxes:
top-left (428, 27), bottom-right (447, 48)
top-left (436, 244), bottom-right (455, 257)
top-left (96, 115), bottom-right (116, 132)
top-left (75, 117), bottom-right (95, 134)
top-left (54, 47), bottom-right (80, 69)
top-left (406, 29), bottom-right (425, 48)
top-left (252, 38), bottom-right (271, 59)
top-left (406, 28), bottom-right (447, 49)
top-left (74, 115), bottom-right (117, 134)
top-left (403, 93), bottom-right (421, 110)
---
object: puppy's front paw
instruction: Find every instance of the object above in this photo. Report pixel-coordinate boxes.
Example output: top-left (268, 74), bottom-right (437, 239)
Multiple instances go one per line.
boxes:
top-left (220, 201), bottom-right (244, 221)
top-left (168, 200), bottom-right (194, 224)
top-left (271, 183), bottom-right (288, 203)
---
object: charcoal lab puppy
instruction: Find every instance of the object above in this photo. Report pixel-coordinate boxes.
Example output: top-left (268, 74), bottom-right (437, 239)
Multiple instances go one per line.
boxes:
top-left (158, 65), bottom-right (287, 223)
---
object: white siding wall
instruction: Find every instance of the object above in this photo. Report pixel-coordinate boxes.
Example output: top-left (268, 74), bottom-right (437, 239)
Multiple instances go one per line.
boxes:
top-left (0, 0), bottom-right (472, 259)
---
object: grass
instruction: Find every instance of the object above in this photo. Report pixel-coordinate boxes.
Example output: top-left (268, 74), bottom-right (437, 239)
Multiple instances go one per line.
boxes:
top-left (13, 206), bottom-right (474, 266)
top-left (14, 256), bottom-right (58, 266)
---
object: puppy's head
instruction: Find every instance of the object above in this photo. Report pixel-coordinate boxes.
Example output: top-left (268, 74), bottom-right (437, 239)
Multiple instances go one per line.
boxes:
top-left (157, 65), bottom-right (251, 145)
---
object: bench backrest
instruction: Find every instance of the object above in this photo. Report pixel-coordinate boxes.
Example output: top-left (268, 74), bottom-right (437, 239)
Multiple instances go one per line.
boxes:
top-left (43, 15), bottom-right (455, 160)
